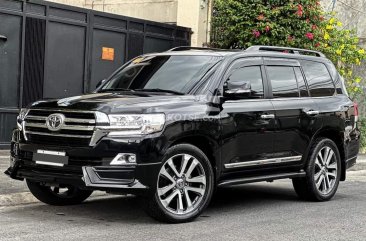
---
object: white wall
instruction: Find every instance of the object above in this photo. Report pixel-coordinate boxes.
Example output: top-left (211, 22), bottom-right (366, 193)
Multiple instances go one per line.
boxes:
top-left (176, 0), bottom-right (211, 47)
top-left (83, 0), bottom-right (178, 24)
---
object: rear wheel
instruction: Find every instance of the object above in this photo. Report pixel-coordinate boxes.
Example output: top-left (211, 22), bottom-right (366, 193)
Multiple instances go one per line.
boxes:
top-left (26, 179), bottom-right (93, 205)
top-left (144, 144), bottom-right (214, 223)
top-left (292, 138), bottom-right (341, 201)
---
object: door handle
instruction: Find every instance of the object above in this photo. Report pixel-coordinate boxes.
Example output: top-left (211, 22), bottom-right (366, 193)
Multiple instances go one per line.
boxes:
top-left (0, 35), bottom-right (7, 41)
top-left (260, 114), bottom-right (275, 119)
top-left (305, 110), bottom-right (319, 116)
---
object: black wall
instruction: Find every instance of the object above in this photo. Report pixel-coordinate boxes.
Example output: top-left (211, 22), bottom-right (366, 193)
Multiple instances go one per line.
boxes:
top-left (0, 0), bottom-right (191, 148)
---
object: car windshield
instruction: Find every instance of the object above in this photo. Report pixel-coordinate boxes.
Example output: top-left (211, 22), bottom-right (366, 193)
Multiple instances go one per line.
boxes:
top-left (100, 55), bottom-right (221, 94)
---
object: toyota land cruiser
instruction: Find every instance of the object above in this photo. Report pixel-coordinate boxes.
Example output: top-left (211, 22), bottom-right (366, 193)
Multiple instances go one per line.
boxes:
top-left (6, 46), bottom-right (360, 223)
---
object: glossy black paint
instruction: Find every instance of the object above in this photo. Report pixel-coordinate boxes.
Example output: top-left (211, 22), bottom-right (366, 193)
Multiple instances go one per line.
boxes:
top-left (6, 50), bottom-right (360, 194)
top-left (271, 97), bottom-right (320, 158)
top-left (220, 99), bottom-right (276, 163)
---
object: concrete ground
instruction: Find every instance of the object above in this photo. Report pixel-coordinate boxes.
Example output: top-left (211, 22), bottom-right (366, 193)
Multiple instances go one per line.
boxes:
top-left (0, 150), bottom-right (365, 240)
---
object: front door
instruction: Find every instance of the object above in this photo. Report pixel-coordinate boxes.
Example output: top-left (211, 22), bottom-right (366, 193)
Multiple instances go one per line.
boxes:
top-left (220, 58), bottom-right (276, 170)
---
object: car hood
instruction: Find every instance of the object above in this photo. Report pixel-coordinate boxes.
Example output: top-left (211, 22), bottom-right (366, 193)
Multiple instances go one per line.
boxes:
top-left (29, 92), bottom-right (205, 114)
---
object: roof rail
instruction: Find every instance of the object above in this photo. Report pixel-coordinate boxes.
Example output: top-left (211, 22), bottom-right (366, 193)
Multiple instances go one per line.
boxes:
top-left (168, 46), bottom-right (236, 52)
top-left (246, 45), bottom-right (325, 57)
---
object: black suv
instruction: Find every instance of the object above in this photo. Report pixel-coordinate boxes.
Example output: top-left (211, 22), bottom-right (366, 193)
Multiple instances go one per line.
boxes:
top-left (6, 46), bottom-right (360, 223)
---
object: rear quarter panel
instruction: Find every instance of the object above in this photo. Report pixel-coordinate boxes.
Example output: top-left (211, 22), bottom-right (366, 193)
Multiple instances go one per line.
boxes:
top-left (313, 94), bottom-right (360, 162)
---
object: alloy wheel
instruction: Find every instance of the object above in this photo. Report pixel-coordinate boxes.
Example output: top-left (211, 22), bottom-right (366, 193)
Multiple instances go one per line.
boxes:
top-left (314, 146), bottom-right (338, 195)
top-left (157, 154), bottom-right (207, 215)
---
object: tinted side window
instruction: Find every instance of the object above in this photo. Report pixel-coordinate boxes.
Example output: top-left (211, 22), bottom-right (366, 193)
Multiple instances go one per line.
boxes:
top-left (301, 61), bottom-right (335, 97)
top-left (266, 66), bottom-right (299, 98)
top-left (294, 67), bottom-right (309, 97)
top-left (333, 74), bottom-right (344, 94)
top-left (325, 62), bottom-right (343, 94)
top-left (228, 66), bottom-right (264, 98)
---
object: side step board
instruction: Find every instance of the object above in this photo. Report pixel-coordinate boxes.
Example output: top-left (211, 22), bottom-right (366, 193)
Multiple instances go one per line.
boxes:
top-left (217, 171), bottom-right (306, 188)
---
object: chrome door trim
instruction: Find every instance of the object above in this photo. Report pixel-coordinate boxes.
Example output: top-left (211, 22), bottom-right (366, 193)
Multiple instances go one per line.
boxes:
top-left (305, 110), bottom-right (320, 116)
top-left (224, 155), bottom-right (302, 169)
top-left (260, 114), bottom-right (275, 119)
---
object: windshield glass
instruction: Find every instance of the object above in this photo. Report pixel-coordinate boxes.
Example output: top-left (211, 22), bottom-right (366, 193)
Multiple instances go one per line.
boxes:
top-left (100, 55), bottom-right (221, 94)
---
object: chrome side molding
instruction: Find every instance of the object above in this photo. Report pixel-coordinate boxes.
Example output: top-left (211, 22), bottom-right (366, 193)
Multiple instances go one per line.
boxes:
top-left (224, 155), bottom-right (302, 169)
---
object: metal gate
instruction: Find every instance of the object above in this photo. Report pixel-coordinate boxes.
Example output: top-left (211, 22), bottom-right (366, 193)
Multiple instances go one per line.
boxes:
top-left (0, 0), bottom-right (191, 148)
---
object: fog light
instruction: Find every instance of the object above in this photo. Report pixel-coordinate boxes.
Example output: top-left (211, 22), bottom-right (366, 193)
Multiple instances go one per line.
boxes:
top-left (110, 153), bottom-right (136, 165)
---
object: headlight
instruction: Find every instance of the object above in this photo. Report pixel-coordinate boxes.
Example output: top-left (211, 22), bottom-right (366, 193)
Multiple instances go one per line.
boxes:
top-left (105, 114), bottom-right (165, 136)
top-left (16, 108), bottom-right (28, 130)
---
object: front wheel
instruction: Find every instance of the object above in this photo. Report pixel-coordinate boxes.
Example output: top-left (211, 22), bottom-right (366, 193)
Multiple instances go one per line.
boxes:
top-left (26, 179), bottom-right (93, 206)
top-left (144, 144), bottom-right (214, 223)
top-left (292, 138), bottom-right (341, 201)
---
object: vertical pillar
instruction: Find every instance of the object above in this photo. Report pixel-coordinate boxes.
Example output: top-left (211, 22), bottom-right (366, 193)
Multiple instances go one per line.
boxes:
top-left (177, 0), bottom-right (212, 47)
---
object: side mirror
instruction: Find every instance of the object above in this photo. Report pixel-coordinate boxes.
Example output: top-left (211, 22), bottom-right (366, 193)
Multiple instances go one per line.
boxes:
top-left (224, 80), bottom-right (252, 98)
top-left (96, 79), bottom-right (107, 89)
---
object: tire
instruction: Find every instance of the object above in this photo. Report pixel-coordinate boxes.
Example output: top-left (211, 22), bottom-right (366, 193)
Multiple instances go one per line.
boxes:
top-left (292, 138), bottom-right (341, 201)
top-left (144, 144), bottom-right (215, 223)
top-left (26, 179), bottom-right (93, 206)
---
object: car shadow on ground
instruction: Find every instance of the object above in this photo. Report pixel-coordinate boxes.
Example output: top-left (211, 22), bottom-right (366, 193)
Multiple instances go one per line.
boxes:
top-left (2, 181), bottom-right (309, 224)
top-left (211, 182), bottom-right (299, 208)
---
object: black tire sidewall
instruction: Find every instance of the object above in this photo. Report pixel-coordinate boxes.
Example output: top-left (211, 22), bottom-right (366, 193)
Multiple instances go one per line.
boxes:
top-left (26, 179), bottom-right (93, 205)
top-left (153, 144), bottom-right (215, 223)
top-left (307, 138), bottom-right (341, 201)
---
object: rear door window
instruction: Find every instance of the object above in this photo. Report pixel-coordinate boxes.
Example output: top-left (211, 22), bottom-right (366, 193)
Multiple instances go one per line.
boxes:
top-left (266, 66), bottom-right (299, 98)
top-left (301, 60), bottom-right (335, 97)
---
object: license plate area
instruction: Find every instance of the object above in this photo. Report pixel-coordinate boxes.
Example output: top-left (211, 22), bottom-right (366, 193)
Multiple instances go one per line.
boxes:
top-left (33, 150), bottom-right (69, 167)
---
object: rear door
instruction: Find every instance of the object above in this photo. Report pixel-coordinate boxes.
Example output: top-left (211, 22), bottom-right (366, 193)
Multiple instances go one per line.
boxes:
top-left (264, 58), bottom-right (320, 164)
top-left (300, 60), bottom-right (357, 159)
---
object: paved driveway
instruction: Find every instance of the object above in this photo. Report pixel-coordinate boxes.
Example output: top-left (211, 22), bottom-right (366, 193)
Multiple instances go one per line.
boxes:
top-left (0, 151), bottom-right (365, 241)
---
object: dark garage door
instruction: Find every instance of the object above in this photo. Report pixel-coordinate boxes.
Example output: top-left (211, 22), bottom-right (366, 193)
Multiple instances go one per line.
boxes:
top-left (44, 22), bottom-right (86, 98)
top-left (90, 29), bottom-right (126, 91)
top-left (0, 11), bottom-right (22, 147)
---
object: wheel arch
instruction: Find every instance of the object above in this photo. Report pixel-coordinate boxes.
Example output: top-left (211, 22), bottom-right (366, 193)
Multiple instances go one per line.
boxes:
top-left (306, 128), bottom-right (346, 181)
top-left (169, 134), bottom-right (220, 181)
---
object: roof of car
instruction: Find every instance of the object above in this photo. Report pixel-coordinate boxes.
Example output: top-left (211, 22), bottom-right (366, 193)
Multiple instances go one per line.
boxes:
top-left (153, 45), bottom-right (330, 63)
top-left (144, 49), bottom-right (238, 58)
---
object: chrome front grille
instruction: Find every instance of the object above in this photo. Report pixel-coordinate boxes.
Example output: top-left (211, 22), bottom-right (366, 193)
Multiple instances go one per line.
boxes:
top-left (24, 109), bottom-right (96, 146)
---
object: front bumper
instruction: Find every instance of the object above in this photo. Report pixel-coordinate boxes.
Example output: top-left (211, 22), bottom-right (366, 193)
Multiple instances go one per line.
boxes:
top-left (5, 129), bottom-right (163, 195)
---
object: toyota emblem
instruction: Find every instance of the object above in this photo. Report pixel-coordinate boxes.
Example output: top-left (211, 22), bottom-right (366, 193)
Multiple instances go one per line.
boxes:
top-left (46, 114), bottom-right (65, 131)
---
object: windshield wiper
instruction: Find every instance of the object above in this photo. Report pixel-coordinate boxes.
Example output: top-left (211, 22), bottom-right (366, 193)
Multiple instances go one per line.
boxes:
top-left (134, 88), bottom-right (184, 95)
top-left (98, 88), bottom-right (135, 93)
